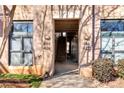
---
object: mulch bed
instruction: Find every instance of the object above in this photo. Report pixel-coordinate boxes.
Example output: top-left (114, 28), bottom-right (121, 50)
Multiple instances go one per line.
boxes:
top-left (0, 78), bottom-right (31, 88)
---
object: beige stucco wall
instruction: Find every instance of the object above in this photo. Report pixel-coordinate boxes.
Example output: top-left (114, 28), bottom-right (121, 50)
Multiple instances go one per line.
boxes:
top-left (0, 5), bottom-right (124, 76)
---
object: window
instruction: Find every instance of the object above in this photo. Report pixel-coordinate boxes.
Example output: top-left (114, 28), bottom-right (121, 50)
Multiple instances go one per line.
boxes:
top-left (101, 19), bottom-right (124, 63)
top-left (9, 21), bottom-right (33, 66)
top-left (13, 21), bottom-right (33, 32)
top-left (101, 19), bottom-right (124, 31)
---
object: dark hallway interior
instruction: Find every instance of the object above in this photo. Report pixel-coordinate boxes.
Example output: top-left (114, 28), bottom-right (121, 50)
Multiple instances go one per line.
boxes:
top-left (54, 19), bottom-right (79, 75)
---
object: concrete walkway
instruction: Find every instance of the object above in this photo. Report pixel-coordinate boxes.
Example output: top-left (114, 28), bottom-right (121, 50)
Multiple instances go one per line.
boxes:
top-left (40, 70), bottom-right (101, 88)
top-left (40, 69), bottom-right (124, 88)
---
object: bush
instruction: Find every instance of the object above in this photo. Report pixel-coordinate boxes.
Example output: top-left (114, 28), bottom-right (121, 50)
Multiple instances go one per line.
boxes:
top-left (92, 58), bottom-right (115, 83)
top-left (117, 59), bottom-right (124, 78)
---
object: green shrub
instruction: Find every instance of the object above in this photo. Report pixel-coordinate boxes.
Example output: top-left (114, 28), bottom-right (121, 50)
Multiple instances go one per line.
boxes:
top-left (92, 58), bottom-right (115, 83)
top-left (117, 59), bottom-right (124, 78)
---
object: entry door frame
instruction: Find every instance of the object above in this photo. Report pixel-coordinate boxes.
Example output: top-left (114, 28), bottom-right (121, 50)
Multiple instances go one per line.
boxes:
top-left (53, 18), bottom-right (80, 71)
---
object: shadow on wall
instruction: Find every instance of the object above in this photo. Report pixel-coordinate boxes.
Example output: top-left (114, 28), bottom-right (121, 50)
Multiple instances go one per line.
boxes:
top-left (0, 62), bottom-right (9, 73)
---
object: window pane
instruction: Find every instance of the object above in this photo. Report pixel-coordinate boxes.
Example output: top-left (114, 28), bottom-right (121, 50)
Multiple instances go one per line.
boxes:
top-left (24, 38), bottom-right (32, 52)
top-left (28, 23), bottom-right (33, 32)
top-left (21, 23), bottom-right (28, 32)
top-left (10, 53), bottom-right (22, 66)
top-left (24, 53), bottom-right (32, 66)
top-left (14, 23), bottom-right (28, 32)
top-left (101, 20), bottom-right (124, 31)
top-left (11, 37), bottom-right (22, 51)
top-left (101, 37), bottom-right (112, 51)
top-left (115, 53), bottom-right (124, 63)
top-left (115, 38), bottom-right (124, 50)
top-left (102, 54), bottom-right (112, 59)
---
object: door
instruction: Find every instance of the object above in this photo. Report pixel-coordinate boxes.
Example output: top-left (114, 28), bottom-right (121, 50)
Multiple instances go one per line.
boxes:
top-left (9, 21), bottom-right (33, 66)
top-left (101, 19), bottom-right (124, 63)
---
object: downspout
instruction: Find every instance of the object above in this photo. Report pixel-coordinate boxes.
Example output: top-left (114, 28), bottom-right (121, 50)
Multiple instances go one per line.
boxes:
top-left (92, 5), bottom-right (95, 61)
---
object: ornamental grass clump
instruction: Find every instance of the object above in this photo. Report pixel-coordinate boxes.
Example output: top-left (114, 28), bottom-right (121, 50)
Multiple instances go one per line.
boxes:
top-left (117, 59), bottom-right (124, 78)
top-left (92, 58), bottom-right (115, 83)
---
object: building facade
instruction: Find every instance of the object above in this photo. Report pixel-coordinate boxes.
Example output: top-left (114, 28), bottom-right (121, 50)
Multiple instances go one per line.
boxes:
top-left (0, 5), bottom-right (124, 76)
